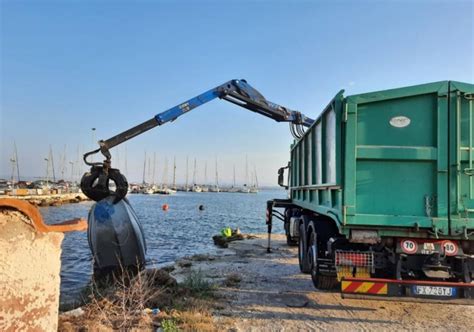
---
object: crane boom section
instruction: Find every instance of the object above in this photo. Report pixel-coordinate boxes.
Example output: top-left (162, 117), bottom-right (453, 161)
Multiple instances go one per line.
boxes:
top-left (98, 79), bottom-right (313, 153)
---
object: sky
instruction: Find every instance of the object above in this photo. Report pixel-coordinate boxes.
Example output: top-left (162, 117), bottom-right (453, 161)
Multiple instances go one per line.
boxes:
top-left (1, 0), bottom-right (473, 186)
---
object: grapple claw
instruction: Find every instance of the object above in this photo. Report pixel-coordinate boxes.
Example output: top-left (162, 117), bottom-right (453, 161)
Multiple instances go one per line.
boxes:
top-left (80, 166), bottom-right (128, 203)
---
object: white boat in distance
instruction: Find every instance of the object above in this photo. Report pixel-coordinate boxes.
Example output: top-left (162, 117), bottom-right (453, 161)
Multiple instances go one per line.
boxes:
top-left (209, 185), bottom-right (220, 192)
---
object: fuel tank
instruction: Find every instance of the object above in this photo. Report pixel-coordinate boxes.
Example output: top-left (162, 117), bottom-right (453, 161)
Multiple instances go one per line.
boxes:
top-left (87, 196), bottom-right (147, 271)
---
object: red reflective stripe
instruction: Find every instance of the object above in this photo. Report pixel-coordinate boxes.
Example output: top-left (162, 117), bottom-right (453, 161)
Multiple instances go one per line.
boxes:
top-left (367, 282), bottom-right (386, 294)
top-left (343, 277), bottom-right (474, 288)
top-left (344, 281), bottom-right (363, 293)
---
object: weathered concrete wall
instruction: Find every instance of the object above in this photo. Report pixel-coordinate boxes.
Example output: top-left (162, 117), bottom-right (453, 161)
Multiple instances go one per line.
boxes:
top-left (0, 209), bottom-right (64, 331)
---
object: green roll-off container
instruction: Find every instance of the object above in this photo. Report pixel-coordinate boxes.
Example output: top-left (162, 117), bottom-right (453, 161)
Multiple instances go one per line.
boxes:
top-left (290, 80), bottom-right (473, 238)
top-left (275, 80), bottom-right (474, 294)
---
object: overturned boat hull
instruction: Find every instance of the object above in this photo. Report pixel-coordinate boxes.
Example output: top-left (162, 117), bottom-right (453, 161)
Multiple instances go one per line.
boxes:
top-left (87, 196), bottom-right (147, 272)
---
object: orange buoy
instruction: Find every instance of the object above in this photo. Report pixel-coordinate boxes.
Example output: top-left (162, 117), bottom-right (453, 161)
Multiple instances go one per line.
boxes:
top-left (162, 204), bottom-right (169, 211)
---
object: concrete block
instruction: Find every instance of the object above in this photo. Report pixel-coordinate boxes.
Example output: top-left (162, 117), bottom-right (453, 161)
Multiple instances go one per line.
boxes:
top-left (0, 199), bottom-right (86, 331)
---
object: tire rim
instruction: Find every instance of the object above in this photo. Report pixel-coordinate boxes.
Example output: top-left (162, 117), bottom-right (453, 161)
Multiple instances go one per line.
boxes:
top-left (299, 237), bottom-right (304, 263)
top-left (310, 235), bottom-right (318, 278)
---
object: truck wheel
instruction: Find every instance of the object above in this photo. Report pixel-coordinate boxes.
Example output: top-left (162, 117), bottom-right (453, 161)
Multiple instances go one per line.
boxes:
top-left (298, 224), bottom-right (310, 273)
top-left (286, 234), bottom-right (298, 246)
top-left (309, 232), bottom-right (337, 290)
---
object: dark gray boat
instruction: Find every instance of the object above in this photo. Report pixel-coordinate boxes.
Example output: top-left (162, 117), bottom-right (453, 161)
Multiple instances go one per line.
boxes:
top-left (87, 196), bottom-right (147, 272)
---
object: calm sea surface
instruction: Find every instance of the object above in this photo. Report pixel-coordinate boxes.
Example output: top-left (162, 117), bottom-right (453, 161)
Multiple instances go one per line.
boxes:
top-left (39, 189), bottom-right (287, 306)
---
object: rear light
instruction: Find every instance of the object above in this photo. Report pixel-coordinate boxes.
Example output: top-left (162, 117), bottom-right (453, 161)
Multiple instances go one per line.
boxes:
top-left (336, 251), bottom-right (374, 268)
top-left (335, 251), bottom-right (375, 281)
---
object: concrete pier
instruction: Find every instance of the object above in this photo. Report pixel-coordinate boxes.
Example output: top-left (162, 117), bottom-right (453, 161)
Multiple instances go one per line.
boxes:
top-left (0, 192), bottom-right (89, 207)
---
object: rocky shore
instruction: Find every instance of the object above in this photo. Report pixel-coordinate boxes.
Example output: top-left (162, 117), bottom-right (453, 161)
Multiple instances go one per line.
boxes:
top-left (59, 234), bottom-right (474, 331)
top-left (0, 193), bottom-right (89, 207)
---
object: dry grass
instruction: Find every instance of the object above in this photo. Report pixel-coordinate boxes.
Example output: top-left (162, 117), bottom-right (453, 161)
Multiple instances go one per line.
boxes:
top-left (59, 267), bottom-right (223, 331)
top-left (224, 273), bottom-right (242, 287)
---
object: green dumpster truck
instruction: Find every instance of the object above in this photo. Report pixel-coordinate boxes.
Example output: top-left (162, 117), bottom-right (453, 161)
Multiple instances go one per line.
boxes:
top-left (267, 80), bottom-right (474, 301)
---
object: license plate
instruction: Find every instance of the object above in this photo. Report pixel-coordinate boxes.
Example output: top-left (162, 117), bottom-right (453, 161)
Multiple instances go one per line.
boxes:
top-left (412, 285), bottom-right (456, 297)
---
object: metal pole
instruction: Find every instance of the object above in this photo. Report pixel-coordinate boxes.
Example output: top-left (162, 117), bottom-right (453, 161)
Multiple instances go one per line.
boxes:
top-left (142, 151), bottom-right (147, 184)
top-left (44, 158), bottom-right (49, 187)
top-left (49, 145), bottom-right (56, 182)
top-left (14, 141), bottom-right (20, 182)
top-left (173, 156), bottom-right (176, 189)
top-left (69, 161), bottom-right (74, 182)
top-left (185, 156), bottom-right (189, 190)
top-left (91, 128), bottom-right (96, 162)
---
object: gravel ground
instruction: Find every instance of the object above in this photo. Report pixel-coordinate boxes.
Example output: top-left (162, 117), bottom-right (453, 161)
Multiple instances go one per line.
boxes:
top-left (171, 234), bottom-right (474, 332)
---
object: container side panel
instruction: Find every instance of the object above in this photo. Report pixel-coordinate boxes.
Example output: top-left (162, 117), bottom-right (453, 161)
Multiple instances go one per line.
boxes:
top-left (356, 94), bottom-right (437, 147)
top-left (347, 86), bottom-right (450, 234)
top-left (326, 110), bottom-right (337, 183)
top-left (289, 91), bottom-right (344, 225)
top-left (356, 160), bottom-right (436, 216)
top-left (450, 82), bottom-right (474, 234)
top-left (316, 122), bottom-right (323, 184)
top-left (355, 93), bottom-right (441, 218)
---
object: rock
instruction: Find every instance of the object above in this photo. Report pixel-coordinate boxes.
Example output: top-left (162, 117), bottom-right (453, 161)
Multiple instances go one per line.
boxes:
top-left (224, 273), bottom-right (242, 287)
top-left (161, 265), bottom-right (175, 273)
top-left (192, 254), bottom-right (213, 261)
top-left (213, 235), bottom-right (229, 248)
top-left (61, 307), bottom-right (85, 317)
top-left (213, 233), bottom-right (246, 248)
top-left (177, 259), bottom-right (192, 268)
top-left (142, 269), bottom-right (178, 288)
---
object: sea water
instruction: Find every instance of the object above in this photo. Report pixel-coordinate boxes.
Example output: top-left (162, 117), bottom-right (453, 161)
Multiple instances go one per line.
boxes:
top-left (39, 189), bottom-right (286, 306)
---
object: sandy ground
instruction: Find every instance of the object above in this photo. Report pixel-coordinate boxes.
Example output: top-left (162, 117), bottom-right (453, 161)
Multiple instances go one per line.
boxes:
top-left (172, 234), bottom-right (474, 332)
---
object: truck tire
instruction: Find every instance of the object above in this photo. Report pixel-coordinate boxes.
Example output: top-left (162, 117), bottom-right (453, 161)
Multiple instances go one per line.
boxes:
top-left (298, 223), bottom-right (310, 273)
top-left (286, 234), bottom-right (298, 246)
top-left (309, 231), bottom-right (337, 290)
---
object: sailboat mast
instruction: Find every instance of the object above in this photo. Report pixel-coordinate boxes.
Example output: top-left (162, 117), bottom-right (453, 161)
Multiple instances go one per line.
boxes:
top-left (204, 161), bottom-right (207, 185)
top-left (185, 156), bottom-right (189, 189)
top-left (173, 156), bottom-right (176, 188)
top-left (50, 145), bottom-right (56, 182)
top-left (254, 165), bottom-right (259, 188)
top-left (148, 157), bottom-right (152, 184)
top-left (215, 157), bottom-right (219, 186)
top-left (152, 152), bottom-right (156, 186)
top-left (60, 145), bottom-right (67, 181)
top-left (193, 158), bottom-right (197, 185)
top-left (233, 165), bottom-right (236, 187)
top-left (245, 155), bottom-right (249, 187)
top-left (14, 141), bottom-right (20, 182)
top-left (142, 151), bottom-right (147, 184)
top-left (162, 157), bottom-right (168, 188)
top-left (10, 153), bottom-right (16, 186)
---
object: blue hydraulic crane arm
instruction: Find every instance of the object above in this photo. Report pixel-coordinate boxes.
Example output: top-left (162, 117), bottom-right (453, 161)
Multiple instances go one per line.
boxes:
top-left (156, 79), bottom-right (313, 126)
top-left (85, 79), bottom-right (314, 165)
top-left (81, 79), bottom-right (313, 202)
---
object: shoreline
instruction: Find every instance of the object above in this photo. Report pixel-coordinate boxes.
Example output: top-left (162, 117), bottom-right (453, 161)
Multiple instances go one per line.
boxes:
top-left (59, 234), bottom-right (474, 331)
top-left (0, 193), bottom-right (90, 207)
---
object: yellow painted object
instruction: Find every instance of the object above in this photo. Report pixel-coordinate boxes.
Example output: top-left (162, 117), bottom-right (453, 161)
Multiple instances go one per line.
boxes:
top-left (13, 189), bottom-right (29, 196)
top-left (337, 266), bottom-right (371, 282)
top-left (341, 280), bottom-right (388, 295)
top-left (221, 227), bottom-right (232, 238)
